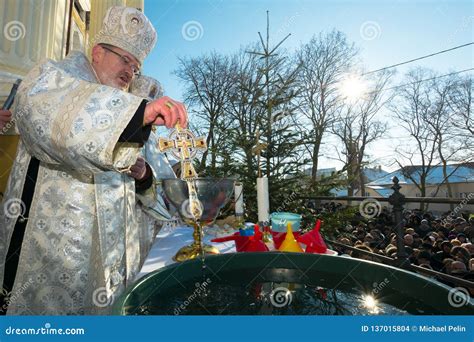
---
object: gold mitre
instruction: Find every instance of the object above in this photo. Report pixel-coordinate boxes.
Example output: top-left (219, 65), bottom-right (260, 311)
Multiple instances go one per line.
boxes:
top-left (94, 6), bottom-right (157, 64)
top-left (129, 75), bottom-right (164, 101)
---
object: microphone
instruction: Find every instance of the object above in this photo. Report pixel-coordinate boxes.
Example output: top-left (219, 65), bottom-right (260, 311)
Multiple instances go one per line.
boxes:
top-left (2, 79), bottom-right (22, 110)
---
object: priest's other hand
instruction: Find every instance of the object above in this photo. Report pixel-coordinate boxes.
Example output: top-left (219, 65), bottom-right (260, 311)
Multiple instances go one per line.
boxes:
top-left (129, 156), bottom-right (148, 180)
top-left (0, 110), bottom-right (12, 130)
top-left (143, 96), bottom-right (188, 129)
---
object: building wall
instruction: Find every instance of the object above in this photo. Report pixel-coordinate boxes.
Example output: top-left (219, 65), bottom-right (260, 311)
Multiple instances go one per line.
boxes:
top-left (366, 182), bottom-right (474, 215)
top-left (399, 182), bottom-right (474, 214)
top-left (0, 0), bottom-right (71, 196)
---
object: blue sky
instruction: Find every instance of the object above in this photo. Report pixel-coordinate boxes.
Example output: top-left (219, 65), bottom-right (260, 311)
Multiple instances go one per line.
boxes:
top-left (142, 0), bottom-right (473, 171)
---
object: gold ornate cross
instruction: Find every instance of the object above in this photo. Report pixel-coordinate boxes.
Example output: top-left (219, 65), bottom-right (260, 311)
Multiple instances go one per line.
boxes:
top-left (158, 123), bottom-right (207, 180)
top-left (158, 123), bottom-right (207, 221)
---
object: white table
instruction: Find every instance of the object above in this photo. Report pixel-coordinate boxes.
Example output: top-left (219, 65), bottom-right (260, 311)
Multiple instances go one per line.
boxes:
top-left (137, 226), bottom-right (337, 280)
top-left (137, 226), bottom-right (236, 279)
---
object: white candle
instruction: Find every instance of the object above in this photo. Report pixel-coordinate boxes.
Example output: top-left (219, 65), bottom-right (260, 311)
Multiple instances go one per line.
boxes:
top-left (234, 182), bottom-right (244, 216)
top-left (257, 177), bottom-right (270, 224)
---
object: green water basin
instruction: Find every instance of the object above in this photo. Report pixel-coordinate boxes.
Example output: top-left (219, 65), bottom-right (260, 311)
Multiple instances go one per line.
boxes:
top-left (113, 252), bottom-right (474, 315)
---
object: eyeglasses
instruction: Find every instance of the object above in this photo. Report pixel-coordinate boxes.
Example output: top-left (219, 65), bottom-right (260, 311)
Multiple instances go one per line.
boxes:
top-left (101, 45), bottom-right (141, 76)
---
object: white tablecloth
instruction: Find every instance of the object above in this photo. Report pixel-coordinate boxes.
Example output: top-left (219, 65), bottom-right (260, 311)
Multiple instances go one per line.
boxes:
top-left (136, 226), bottom-right (236, 279)
top-left (136, 226), bottom-right (337, 281)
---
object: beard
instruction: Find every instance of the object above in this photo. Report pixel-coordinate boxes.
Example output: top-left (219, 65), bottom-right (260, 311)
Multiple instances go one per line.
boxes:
top-left (100, 73), bottom-right (131, 91)
top-left (93, 65), bottom-right (131, 91)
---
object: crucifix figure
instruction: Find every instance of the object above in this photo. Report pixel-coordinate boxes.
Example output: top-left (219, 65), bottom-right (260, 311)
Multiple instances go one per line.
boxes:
top-left (158, 123), bottom-right (207, 220)
top-left (158, 123), bottom-right (206, 180)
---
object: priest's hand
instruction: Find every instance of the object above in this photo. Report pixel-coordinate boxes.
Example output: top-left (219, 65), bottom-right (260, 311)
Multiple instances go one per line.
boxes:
top-left (129, 157), bottom-right (148, 180)
top-left (143, 96), bottom-right (188, 129)
top-left (0, 110), bottom-right (12, 130)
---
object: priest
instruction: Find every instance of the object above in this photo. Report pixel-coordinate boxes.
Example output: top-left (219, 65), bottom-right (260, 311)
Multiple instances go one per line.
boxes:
top-left (0, 6), bottom-right (187, 315)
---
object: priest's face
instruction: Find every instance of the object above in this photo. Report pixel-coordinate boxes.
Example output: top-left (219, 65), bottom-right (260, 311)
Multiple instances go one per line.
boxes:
top-left (91, 44), bottom-right (141, 90)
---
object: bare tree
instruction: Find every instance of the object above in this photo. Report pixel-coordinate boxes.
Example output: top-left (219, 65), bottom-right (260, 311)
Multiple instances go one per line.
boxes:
top-left (332, 70), bottom-right (393, 196)
top-left (449, 75), bottom-right (473, 146)
top-left (226, 46), bottom-right (265, 175)
top-left (424, 74), bottom-right (474, 210)
top-left (391, 70), bottom-right (473, 210)
top-left (294, 30), bottom-right (358, 186)
top-left (391, 68), bottom-right (443, 210)
top-left (423, 75), bottom-right (457, 208)
top-left (174, 52), bottom-right (236, 174)
top-left (174, 18), bottom-right (304, 221)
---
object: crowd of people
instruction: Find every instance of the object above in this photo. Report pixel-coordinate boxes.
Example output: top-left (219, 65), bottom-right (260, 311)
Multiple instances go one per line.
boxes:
top-left (330, 205), bottom-right (474, 289)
